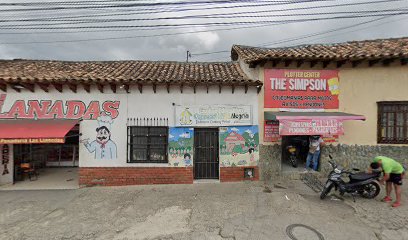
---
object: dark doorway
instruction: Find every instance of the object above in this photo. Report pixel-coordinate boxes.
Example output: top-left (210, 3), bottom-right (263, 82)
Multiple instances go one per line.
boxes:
top-left (10, 124), bottom-right (79, 189)
top-left (194, 128), bottom-right (219, 179)
top-left (281, 135), bottom-right (309, 172)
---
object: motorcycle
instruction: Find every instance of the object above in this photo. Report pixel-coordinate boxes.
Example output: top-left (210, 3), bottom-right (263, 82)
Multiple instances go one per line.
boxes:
top-left (286, 145), bottom-right (298, 168)
top-left (320, 155), bottom-right (381, 201)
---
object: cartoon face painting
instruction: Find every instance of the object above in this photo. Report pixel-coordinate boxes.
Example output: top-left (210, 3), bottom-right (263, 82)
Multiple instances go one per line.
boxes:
top-left (96, 126), bottom-right (110, 143)
top-left (82, 114), bottom-right (117, 160)
top-left (183, 153), bottom-right (192, 166)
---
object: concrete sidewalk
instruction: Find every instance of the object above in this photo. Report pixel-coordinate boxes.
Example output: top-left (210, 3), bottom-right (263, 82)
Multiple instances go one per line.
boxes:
top-left (0, 181), bottom-right (406, 240)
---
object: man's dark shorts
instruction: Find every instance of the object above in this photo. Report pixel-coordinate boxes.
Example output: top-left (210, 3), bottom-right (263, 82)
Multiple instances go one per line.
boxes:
top-left (386, 173), bottom-right (403, 185)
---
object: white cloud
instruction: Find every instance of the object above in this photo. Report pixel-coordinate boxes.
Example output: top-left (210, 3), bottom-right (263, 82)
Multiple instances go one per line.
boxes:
top-left (179, 132), bottom-right (190, 138)
top-left (169, 134), bottom-right (174, 139)
top-left (231, 127), bottom-right (239, 132)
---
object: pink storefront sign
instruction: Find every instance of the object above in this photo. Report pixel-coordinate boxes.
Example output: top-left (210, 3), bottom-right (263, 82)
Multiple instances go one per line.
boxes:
top-left (279, 119), bottom-right (344, 136)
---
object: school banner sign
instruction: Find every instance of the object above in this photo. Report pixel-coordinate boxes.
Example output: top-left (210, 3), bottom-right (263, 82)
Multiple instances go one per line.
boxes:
top-left (278, 119), bottom-right (344, 136)
top-left (175, 105), bottom-right (252, 127)
top-left (264, 69), bottom-right (339, 109)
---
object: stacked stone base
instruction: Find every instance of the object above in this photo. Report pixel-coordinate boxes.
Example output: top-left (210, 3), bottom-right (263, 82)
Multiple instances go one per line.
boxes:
top-left (259, 144), bottom-right (408, 181)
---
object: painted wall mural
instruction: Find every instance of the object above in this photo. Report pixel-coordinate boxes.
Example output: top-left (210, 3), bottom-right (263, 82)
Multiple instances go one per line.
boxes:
top-left (81, 114), bottom-right (117, 160)
top-left (219, 126), bottom-right (259, 167)
top-left (168, 128), bottom-right (194, 167)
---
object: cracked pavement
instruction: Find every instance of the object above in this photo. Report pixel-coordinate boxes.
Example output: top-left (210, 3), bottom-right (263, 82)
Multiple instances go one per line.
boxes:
top-left (1, 181), bottom-right (407, 240)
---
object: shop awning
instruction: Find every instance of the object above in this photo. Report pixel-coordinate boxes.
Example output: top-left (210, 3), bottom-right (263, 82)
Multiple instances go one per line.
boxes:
top-left (0, 119), bottom-right (78, 144)
top-left (264, 112), bottom-right (365, 136)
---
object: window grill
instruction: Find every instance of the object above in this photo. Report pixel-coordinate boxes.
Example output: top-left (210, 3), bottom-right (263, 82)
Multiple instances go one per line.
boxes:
top-left (127, 117), bottom-right (169, 163)
top-left (127, 117), bottom-right (169, 127)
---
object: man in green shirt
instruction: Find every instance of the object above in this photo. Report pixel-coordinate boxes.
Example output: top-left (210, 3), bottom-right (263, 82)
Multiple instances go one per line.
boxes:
top-left (369, 156), bottom-right (405, 207)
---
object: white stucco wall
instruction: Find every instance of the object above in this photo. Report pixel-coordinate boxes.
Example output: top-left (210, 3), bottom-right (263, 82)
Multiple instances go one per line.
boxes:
top-left (0, 84), bottom-right (259, 168)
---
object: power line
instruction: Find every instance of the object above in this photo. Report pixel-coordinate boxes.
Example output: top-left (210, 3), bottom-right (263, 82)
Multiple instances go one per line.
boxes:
top-left (0, 0), bottom-right (326, 12)
top-left (1, 8), bottom-right (406, 27)
top-left (192, 15), bottom-right (399, 57)
top-left (1, 12), bottom-right (407, 45)
top-left (1, 12), bottom-right (407, 30)
top-left (200, 15), bottom-right (408, 61)
top-left (0, 0), bottom-right (398, 19)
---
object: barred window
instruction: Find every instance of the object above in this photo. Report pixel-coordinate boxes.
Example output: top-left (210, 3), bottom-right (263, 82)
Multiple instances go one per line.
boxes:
top-left (127, 126), bottom-right (168, 163)
top-left (378, 102), bottom-right (408, 144)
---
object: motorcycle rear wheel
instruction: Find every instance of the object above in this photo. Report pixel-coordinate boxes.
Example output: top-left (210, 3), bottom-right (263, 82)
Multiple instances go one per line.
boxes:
top-left (290, 156), bottom-right (298, 168)
top-left (360, 182), bottom-right (381, 199)
top-left (320, 182), bottom-right (334, 200)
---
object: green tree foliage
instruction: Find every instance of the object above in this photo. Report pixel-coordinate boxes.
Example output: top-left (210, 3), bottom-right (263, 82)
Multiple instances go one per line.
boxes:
top-left (232, 144), bottom-right (245, 154)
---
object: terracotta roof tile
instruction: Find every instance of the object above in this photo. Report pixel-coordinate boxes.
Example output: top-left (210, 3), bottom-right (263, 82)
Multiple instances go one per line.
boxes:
top-left (231, 37), bottom-right (408, 64)
top-left (0, 60), bottom-right (262, 87)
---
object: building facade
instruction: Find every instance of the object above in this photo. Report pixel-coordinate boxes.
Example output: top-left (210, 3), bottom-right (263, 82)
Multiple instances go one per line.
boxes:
top-left (0, 60), bottom-right (262, 186)
top-left (232, 37), bottom-right (408, 179)
top-left (1, 37), bottom-right (407, 187)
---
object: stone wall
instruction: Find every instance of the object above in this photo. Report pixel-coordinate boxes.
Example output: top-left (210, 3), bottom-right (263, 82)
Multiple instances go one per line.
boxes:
top-left (320, 144), bottom-right (408, 174)
top-left (259, 144), bottom-right (408, 181)
top-left (259, 144), bottom-right (282, 181)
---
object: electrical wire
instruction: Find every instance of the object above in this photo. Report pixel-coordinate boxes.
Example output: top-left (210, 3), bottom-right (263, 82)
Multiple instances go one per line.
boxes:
top-left (193, 16), bottom-right (391, 57)
top-left (1, 12), bottom-right (407, 30)
top-left (0, 0), bottom-right (397, 20)
top-left (1, 12), bottom-right (407, 45)
top-left (201, 15), bottom-right (408, 61)
top-left (0, 0), bottom-right (328, 12)
top-left (0, 8), bottom-right (405, 26)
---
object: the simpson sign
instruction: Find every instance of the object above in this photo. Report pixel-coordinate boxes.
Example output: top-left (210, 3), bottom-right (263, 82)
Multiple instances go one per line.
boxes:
top-left (0, 94), bottom-right (120, 120)
top-left (264, 69), bottom-right (339, 109)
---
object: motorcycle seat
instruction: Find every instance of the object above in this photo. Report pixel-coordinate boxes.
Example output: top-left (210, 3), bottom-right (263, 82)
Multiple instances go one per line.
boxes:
top-left (349, 173), bottom-right (379, 181)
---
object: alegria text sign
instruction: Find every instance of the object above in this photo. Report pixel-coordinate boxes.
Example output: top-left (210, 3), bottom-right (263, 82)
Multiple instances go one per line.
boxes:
top-left (175, 105), bottom-right (252, 127)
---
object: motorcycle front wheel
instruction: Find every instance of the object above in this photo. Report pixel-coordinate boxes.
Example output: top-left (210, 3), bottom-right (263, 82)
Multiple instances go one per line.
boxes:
top-left (360, 182), bottom-right (381, 199)
top-left (320, 181), bottom-right (334, 200)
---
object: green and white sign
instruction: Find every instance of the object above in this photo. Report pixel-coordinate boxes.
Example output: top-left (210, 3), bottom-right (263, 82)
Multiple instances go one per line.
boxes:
top-left (175, 105), bottom-right (252, 127)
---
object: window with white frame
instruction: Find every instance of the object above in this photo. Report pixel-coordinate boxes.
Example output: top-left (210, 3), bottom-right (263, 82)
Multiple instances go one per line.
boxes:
top-left (378, 102), bottom-right (408, 144)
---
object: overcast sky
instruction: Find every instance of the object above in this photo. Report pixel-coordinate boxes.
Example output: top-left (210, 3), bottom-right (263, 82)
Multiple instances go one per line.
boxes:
top-left (0, 0), bottom-right (407, 62)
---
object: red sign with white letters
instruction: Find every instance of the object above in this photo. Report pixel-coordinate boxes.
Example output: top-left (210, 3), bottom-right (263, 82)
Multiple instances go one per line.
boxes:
top-left (0, 94), bottom-right (120, 120)
top-left (264, 69), bottom-right (339, 109)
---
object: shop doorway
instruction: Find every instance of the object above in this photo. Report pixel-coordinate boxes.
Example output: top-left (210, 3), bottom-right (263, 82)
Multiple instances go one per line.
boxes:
top-left (194, 128), bottom-right (219, 179)
top-left (281, 136), bottom-right (309, 172)
top-left (9, 124), bottom-right (79, 190)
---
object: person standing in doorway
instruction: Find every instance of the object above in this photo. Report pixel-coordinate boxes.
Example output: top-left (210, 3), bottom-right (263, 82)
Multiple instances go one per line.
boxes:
top-left (369, 156), bottom-right (405, 208)
top-left (305, 135), bottom-right (324, 171)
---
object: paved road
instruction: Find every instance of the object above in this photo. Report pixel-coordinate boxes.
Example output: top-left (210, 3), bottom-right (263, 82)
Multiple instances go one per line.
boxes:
top-left (0, 181), bottom-right (407, 240)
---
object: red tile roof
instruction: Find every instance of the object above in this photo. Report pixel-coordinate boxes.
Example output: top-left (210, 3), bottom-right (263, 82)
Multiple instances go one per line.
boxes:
top-left (231, 37), bottom-right (408, 64)
top-left (0, 60), bottom-right (262, 87)
top-left (225, 131), bottom-right (246, 142)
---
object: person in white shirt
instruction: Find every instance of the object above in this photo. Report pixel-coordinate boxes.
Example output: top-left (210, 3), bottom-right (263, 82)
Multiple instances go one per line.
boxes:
top-left (305, 135), bottom-right (324, 171)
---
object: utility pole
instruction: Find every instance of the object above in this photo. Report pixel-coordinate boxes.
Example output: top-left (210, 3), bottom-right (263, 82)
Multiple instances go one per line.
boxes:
top-left (186, 50), bottom-right (191, 62)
